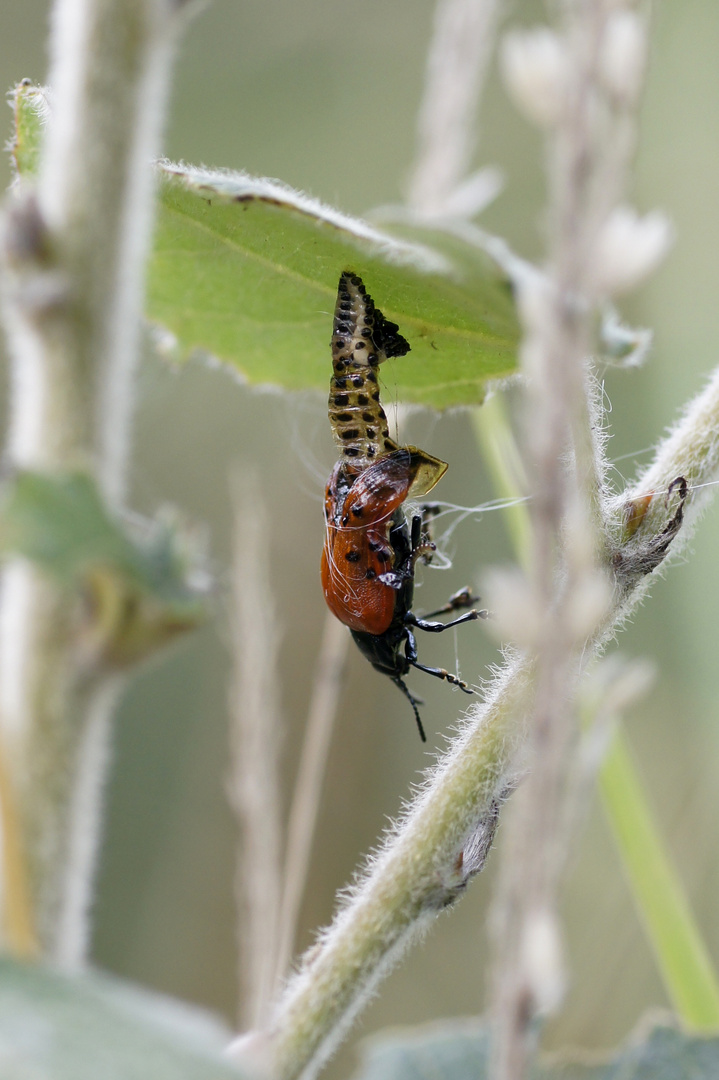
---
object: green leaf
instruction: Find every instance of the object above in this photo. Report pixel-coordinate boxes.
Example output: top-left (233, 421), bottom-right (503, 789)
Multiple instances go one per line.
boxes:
top-left (0, 958), bottom-right (248, 1080)
top-left (0, 471), bottom-right (206, 666)
top-left (9, 81), bottom-right (48, 180)
top-left (148, 163), bottom-right (519, 408)
top-left (9, 83), bottom-right (520, 407)
top-left (351, 1018), bottom-right (719, 1080)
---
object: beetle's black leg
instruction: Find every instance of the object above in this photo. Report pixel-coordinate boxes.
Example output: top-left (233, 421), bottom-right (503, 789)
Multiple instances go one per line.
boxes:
top-left (404, 626), bottom-right (418, 664)
top-left (409, 659), bottom-right (475, 695)
top-left (406, 608), bottom-right (486, 633)
top-left (410, 513), bottom-right (422, 549)
top-left (420, 587), bottom-right (486, 620)
top-left (391, 676), bottom-right (427, 742)
top-left (407, 512), bottom-right (436, 566)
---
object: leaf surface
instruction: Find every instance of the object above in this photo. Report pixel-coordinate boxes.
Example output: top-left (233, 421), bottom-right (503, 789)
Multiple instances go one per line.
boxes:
top-left (0, 958), bottom-right (248, 1080)
top-left (149, 163), bottom-right (519, 407)
top-left (351, 1018), bottom-right (719, 1080)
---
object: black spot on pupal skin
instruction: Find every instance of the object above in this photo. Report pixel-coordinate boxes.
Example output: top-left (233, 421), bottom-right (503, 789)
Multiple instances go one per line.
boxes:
top-left (355, 341), bottom-right (366, 349)
top-left (344, 447), bottom-right (360, 457)
top-left (336, 412), bottom-right (353, 422)
top-left (367, 446), bottom-right (376, 456)
top-left (367, 372), bottom-right (377, 383)
top-left (365, 568), bottom-right (377, 580)
top-left (366, 429), bottom-right (376, 439)
top-left (341, 429), bottom-right (360, 440)
top-left (351, 505), bottom-right (365, 518)
top-left (334, 376), bottom-right (348, 389)
top-left (345, 549), bottom-right (361, 563)
top-left (334, 394), bottom-right (349, 407)
top-left (357, 394), bottom-right (369, 406)
top-left (361, 412), bottom-right (374, 423)
top-left (361, 327), bottom-right (372, 337)
top-left (352, 376), bottom-right (364, 388)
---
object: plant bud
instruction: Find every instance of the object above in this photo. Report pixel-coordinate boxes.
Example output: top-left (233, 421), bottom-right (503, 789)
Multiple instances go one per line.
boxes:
top-left (501, 29), bottom-right (569, 128)
top-left (593, 206), bottom-right (673, 295)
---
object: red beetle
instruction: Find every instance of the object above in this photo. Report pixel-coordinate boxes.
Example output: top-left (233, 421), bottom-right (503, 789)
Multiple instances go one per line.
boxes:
top-left (321, 272), bottom-right (484, 740)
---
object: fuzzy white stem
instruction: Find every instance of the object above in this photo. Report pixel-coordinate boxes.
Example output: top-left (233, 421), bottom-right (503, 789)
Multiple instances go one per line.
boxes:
top-left (257, 652), bottom-right (535, 1080)
top-left (273, 614), bottom-right (348, 993)
top-left (489, 2), bottom-right (642, 1072)
top-left (39, 0), bottom-right (179, 502)
top-left (408, 0), bottom-right (499, 217)
top-left (229, 478), bottom-right (285, 1030)
top-left (52, 675), bottom-right (121, 965)
top-left (0, 0), bottom-right (183, 962)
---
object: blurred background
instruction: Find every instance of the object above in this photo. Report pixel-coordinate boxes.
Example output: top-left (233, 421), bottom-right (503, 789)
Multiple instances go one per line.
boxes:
top-left (2, 0), bottom-right (719, 1073)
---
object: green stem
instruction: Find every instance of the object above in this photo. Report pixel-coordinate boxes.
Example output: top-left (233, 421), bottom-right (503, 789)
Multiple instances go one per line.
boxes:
top-left (600, 727), bottom-right (719, 1030)
top-left (472, 395), bottom-right (531, 569)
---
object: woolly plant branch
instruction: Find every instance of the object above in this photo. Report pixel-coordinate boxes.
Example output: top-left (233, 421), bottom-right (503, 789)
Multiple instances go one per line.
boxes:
top-left (229, 476), bottom-right (284, 1030)
top-left (253, 359), bottom-right (719, 1080)
top-left (489, 1), bottom-right (632, 1071)
top-left (273, 613), bottom-right (349, 995)
top-left (0, 0), bottom-right (186, 963)
top-left (477, 382), bottom-right (719, 1030)
top-left (407, 0), bottom-right (500, 218)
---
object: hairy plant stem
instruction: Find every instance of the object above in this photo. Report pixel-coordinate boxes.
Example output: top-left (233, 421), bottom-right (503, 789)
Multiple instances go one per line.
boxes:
top-left (273, 614), bottom-right (348, 994)
top-left (259, 362), bottom-right (719, 1080)
top-left (0, 0), bottom-right (183, 962)
top-left (487, 0), bottom-right (661, 1072)
top-left (230, 477), bottom-right (284, 1030)
top-left (408, 0), bottom-right (499, 216)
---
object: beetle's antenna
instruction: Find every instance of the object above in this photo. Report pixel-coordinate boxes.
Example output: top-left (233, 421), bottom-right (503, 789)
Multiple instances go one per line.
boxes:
top-left (392, 677), bottom-right (427, 742)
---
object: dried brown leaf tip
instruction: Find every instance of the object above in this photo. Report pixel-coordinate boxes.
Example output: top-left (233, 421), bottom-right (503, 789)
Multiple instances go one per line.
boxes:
top-left (614, 476), bottom-right (688, 581)
top-left (623, 491), bottom-right (655, 538)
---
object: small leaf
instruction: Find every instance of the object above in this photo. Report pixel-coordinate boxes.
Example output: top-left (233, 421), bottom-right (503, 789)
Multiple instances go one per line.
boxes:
top-left (0, 471), bottom-right (206, 666)
top-left (0, 957), bottom-right (248, 1080)
top-left (9, 80), bottom-right (48, 181)
top-left (149, 163), bottom-right (520, 408)
top-left (351, 1018), bottom-right (719, 1080)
